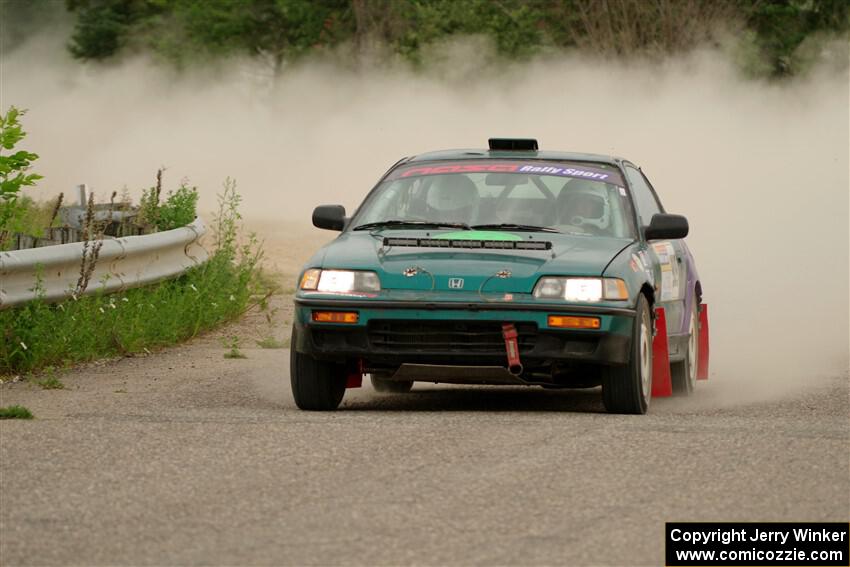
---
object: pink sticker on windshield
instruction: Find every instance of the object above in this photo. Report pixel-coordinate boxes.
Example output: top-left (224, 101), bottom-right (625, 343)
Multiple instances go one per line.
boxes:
top-left (390, 161), bottom-right (624, 186)
top-left (399, 163), bottom-right (521, 177)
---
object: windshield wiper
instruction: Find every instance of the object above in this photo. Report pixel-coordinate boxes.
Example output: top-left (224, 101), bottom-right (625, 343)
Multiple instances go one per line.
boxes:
top-left (471, 223), bottom-right (561, 233)
top-left (353, 220), bottom-right (470, 231)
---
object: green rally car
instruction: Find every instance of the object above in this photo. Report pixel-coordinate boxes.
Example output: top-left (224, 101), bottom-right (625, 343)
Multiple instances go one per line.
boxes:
top-left (292, 138), bottom-right (709, 414)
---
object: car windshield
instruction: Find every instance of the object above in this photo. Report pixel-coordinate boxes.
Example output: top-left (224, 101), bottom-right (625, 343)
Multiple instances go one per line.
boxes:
top-left (352, 161), bottom-right (636, 238)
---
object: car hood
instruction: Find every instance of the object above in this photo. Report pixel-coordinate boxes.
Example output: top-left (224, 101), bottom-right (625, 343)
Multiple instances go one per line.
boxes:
top-left (317, 230), bottom-right (633, 294)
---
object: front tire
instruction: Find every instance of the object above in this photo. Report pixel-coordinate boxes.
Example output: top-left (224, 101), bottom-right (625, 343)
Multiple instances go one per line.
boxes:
top-left (671, 300), bottom-right (699, 395)
top-left (371, 373), bottom-right (413, 393)
top-left (602, 294), bottom-right (652, 414)
top-left (290, 328), bottom-right (346, 411)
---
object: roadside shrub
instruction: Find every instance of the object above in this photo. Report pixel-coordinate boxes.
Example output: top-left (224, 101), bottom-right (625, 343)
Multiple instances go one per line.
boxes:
top-left (0, 179), bottom-right (269, 375)
top-left (158, 183), bottom-right (199, 231)
top-left (0, 405), bottom-right (33, 419)
top-left (5, 195), bottom-right (60, 239)
top-left (138, 170), bottom-right (198, 232)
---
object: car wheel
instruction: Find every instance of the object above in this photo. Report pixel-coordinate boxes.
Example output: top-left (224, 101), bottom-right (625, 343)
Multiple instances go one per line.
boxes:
top-left (671, 300), bottom-right (699, 395)
top-left (602, 293), bottom-right (652, 414)
top-left (290, 327), bottom-right (346, 411)
top-left (371, 373), bottom-right (413, 393)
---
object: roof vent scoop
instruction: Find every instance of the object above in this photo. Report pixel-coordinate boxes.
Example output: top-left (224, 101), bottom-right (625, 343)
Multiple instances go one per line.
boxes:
top-left (488, 138), bottom-right (539, 151)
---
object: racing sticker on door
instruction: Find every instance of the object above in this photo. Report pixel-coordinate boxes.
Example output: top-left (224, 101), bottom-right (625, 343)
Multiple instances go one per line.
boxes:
top-left (652, 242), bottom-right (681, 301)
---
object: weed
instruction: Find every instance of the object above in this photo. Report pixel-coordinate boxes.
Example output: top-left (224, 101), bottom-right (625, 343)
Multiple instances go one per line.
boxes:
top-left (48, 192), bottom-right (63, 227)
top-left (138, 170), bottom-right (198, 231)
top-left (74, 192), bottom-right (106, 296)
top-left (223, 336), bottom-right (247, 359)
top-left (256, 336), bottom-right (287, 349)
top-left (254, 270), bottom-right (282, 296)
top-left (0, 405), bottom-right (33, 419)
top-left (38, 372), bottom-right (65, 390)
top-left (158, 182), bottom-right (199, 230)
top-left (138, 169), bottom-right (163, 230)
top-left (8, 196), bottom-right (57, 238)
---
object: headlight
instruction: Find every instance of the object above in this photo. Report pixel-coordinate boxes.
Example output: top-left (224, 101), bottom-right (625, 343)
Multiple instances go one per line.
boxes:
top-left (533, 277), bottom-right (628, 301)
top-left (300, 269), bottom-right (381, 293)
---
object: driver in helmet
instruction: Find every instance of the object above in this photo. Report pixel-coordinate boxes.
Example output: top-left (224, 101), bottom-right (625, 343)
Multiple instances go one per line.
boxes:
top-left (558, 181), bottom-right (611, 235)
top-left (425, 175), bottom-right (479, 223)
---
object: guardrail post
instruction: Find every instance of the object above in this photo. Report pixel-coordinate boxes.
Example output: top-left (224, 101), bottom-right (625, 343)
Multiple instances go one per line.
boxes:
top-left (77, 184), bottom-right (88, 206)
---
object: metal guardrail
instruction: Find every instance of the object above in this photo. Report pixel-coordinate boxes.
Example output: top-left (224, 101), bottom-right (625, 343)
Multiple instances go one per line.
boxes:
top-left (0, 217), bottom-right (208, 309)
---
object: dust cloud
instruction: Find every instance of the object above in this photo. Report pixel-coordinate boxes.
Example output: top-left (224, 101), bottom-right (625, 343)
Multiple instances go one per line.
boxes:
top-left (2, 33), bottom-right (848, 405)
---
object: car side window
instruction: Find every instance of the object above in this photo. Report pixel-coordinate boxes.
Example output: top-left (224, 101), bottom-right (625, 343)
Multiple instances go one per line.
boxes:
top-left (625, 166), bottom-right (662, 228)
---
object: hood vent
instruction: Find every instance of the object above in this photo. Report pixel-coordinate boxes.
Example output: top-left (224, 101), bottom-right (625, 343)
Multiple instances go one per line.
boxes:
top-left (383, 237), bottom-right (551, 251)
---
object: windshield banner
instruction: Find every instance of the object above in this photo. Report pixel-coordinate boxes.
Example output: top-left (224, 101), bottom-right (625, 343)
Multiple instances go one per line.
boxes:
top-left (390, 161), bottom-right (625, 186)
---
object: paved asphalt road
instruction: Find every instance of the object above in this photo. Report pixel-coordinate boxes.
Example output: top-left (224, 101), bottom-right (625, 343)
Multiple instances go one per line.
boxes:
top-left (1, 329), bottom-right (848, 566)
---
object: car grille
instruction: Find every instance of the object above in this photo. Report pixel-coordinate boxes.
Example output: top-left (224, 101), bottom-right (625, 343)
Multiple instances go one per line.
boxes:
top-left (367, 320), bottom-right (538, 354)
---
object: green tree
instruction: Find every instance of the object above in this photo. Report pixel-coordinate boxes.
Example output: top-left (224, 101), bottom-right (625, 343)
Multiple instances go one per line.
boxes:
top-left (168, 0), bottom-right (353, 71)
top-left (63, 0), bottom-right (850, 77)
top-left (0, 107), bottom-right (43, 242)
top-left (67, 0), bottom-right (353, 70)
top-left (0, 0), bottom-right (69, 56)
top-left (66, 0), bottom-right (165, 60)
top-left (384, 0), bottom-right (547, 62)
top-left (746, 0), bottom-right (850, 76)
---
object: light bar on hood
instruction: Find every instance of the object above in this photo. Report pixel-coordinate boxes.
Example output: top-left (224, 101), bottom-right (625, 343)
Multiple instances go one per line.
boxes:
top-left (383, 237), bottom-right (551, 250)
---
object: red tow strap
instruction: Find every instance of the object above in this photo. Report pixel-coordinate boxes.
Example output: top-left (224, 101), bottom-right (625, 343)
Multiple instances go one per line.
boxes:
top-left (501, 323), bottom-right (523, 375)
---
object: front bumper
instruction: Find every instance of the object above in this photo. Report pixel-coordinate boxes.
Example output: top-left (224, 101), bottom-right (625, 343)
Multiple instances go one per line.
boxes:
top-left (294, 297), bottom-right (634, 368)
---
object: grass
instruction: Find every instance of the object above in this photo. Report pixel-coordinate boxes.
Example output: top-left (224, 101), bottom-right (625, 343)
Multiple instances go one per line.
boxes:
top-left (38, 373), bottom-right (65, 390)
top-left (256, 336), bottom-right (288, 349)
top-left (222, 336), bottom-right (247, 359)
top-left (0, 180), bottom-right (272, 375)
top-left (0, 405), bottom-right (33, 419)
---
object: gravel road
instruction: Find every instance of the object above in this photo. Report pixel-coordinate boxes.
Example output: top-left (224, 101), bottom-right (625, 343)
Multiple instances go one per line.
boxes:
top-left (1, 299), bottom-right (847, 566)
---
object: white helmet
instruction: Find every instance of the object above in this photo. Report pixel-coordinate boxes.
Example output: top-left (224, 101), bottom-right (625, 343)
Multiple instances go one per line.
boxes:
top-left (426, 175), bottom-right (478, 221)
top-left (560, 182), bottom-right (611, 231)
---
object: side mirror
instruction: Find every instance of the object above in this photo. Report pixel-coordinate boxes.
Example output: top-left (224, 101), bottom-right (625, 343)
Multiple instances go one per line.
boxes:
top-left (644, 213), bottom-right (689, 240)
top-left (312, 205), bottom-right (346, 231)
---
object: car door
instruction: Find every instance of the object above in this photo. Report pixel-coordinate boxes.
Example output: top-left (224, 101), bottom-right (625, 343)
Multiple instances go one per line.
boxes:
top-left (624, 164), bottom-right (687, 337)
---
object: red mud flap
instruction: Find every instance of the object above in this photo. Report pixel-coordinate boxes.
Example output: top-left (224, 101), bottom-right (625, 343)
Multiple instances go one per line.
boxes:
top-left (501, 323), bottom-right (523, 375)
top-left (346, 359), bottom-right (364, 388)
top-left (697, 303), bottom-right (710, 380)
top-left (651, 307), bottom-right (673, 397)
top-left (346, 374), bottom-right (362, 388)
